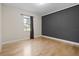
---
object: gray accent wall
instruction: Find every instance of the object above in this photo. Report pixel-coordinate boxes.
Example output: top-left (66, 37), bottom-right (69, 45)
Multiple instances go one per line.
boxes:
top-left (42, 5), bottom-right (79, 43)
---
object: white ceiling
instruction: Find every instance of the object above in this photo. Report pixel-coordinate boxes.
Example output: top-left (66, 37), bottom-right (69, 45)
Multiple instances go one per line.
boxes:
top-left (3, 3), bottom-right (79, 16)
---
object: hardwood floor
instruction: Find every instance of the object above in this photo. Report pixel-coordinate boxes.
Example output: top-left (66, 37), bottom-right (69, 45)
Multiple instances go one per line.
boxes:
top-left (0, 37), bottom-right (79, 56)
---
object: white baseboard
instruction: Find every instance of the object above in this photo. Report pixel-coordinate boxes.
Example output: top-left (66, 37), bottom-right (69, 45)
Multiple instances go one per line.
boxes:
top-left (2, 38), bottom-right (29, 45)
top-left (42, 35), bottom-right (79, 46)
top-left (2, 35), bottom-right (42, 45)
top-left (34, 35), bottom-right (42, 38)
top-left (2, 35), bottom-right (79, 46)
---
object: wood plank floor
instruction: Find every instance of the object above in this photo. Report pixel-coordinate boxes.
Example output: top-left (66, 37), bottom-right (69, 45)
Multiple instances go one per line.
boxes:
top-left (0, 37), bottom-right (79, 56)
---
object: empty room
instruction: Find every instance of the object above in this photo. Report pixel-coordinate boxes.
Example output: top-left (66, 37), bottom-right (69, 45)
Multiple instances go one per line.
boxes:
top-left (0, 3), bottom-right (79, 56)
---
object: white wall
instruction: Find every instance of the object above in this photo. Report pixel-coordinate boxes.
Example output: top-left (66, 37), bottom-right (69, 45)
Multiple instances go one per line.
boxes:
top-left (34, 16), bottom-right (42, 37)
top-left (0, 4), bottom-right (2, 51)
top-left (2, 5), bottom-right (41, 44)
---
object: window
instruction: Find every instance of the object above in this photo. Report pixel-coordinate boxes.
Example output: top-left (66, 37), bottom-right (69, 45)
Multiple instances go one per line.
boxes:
top-left (24, 16), bottom-right (30, 32)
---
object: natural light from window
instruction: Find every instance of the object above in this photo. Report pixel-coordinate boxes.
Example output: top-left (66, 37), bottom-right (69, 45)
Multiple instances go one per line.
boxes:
top-left (24, 16), bottom-right (30, 32)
